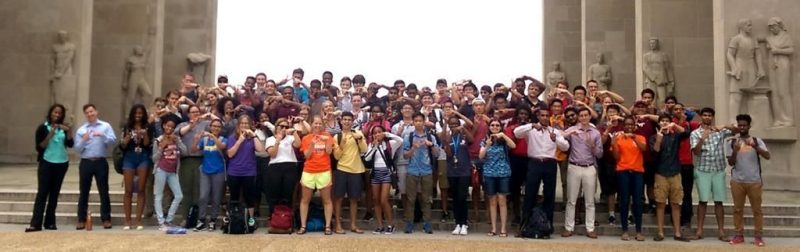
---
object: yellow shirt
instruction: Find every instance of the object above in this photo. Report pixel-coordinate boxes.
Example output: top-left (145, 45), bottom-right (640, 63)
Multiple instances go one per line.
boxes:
top-left (333, 130), bottom-right (368, 173)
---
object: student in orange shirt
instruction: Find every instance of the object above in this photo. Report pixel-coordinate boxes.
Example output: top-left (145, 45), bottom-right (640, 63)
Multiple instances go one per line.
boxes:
top-left (611, 116), bottom-right (648, 241)
top-left (296, 116), bottom-right (335, 235)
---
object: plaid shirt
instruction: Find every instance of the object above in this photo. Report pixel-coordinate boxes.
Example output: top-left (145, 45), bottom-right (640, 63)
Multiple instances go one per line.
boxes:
top-left (690, 127), bottom-right (732, 172)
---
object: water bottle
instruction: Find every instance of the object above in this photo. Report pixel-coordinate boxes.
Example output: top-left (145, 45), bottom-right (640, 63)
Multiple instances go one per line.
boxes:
top-left (86, 210), bottom-right (93, 231)
top-left (166, 227), bottom-right (187, 234)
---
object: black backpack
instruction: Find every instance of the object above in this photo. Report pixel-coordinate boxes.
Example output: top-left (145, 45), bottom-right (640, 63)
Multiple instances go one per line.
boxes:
top-left (222, 201), bottom-right (253, 234)
top-left (519, 207), bottom-right (552, 239)
top-left (183, 204), bottom-right (199, 228)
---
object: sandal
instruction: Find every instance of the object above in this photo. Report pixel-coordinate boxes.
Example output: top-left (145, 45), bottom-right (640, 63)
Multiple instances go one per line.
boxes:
top-left (334, 228), bottom-right (346, 234)
top-left (718, 235), bottom-right (730, 242)
top-left (654, 234), bottom-right (665, 241)
top-left (350, 228), bottom-right (364, 234)
top-left (296, 227), bottom-right (307, 235)
top-left (499, 232), bottom-right (508, 237)
top-left (621, 232), bottom-right (630, 241)
top-left (324, 226), bottom-right (333, 235)
top-left (487, 232), bottom-right (496, 236)
top-left (635, 233), bottom-right (646, 241)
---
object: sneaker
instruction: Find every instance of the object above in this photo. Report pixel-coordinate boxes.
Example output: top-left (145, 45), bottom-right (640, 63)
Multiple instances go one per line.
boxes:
top-left (206, 222), bottom-right (216, 231)
top-left (458, 225), bottom-right (468, 235)
top-left (729, 235), bottom-right (745, 245)
top-left (373, 226), bottom-right (384, 234)
top-left (158, 223), bottom-right (170, 232)
top-left (423, 223), bottom-right (433, 234)
top-left (362, 212), bottom-right (374, 221)
top-left (248, 217), bottom-right (256, 227)
top-left (608, 215), bottom-right (616, 226)
top-left (753, 236), bottom-right (765, 247)
top-left (193, 221), bottom-right (206, 232)
top-left (451, 225), bottom-right (462, 235)
top-left (404, 222), bottom-right (414, 234)
top-left (384, 225), bottom-right (394, 235)
top-left (441, 212), bottom-right (450, 223)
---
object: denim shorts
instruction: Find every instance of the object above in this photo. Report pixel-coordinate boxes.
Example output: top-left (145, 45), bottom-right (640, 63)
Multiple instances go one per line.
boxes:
top-left (122, 150), bottom-right (151, 170)
top-left (483, 176), bottom-right (510, 196)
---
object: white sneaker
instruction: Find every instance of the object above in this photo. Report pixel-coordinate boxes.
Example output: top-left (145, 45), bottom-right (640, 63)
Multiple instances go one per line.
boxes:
top-left (451, 225), bottom-right (462, 235)
top-left (459, 225), bottom-right (469, 235)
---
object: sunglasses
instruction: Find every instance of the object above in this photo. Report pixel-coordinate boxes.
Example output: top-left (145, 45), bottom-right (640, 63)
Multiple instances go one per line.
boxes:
top-left (490, 124), bottom-right (502, 127)
top-left (565, 114), bottom-right (577, 118)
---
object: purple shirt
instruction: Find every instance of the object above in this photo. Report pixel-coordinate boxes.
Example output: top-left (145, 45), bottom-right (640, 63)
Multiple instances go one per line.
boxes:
top-left (226, 135), bottom-right (257, 176)
top-left (565, 125), bottom-right (603, 165)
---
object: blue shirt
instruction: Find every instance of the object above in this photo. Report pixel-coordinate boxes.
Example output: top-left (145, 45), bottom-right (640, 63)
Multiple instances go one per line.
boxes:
top-left (74, 120), bottom-right (117, 158)
top-left (403, 131), bottom-right (437, 176)
top-left (295, 86), bottom-right (310, 105)
top-left (481, 140), bottom-right (511, 177)
top-left (199, 136), bottom-right (226, 174)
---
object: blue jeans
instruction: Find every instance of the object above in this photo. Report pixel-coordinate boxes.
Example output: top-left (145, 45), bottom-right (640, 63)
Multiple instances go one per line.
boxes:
top-left (154, 168), bottom-right (183, 225)
top-left (617, 170), bottom-right (644, 232)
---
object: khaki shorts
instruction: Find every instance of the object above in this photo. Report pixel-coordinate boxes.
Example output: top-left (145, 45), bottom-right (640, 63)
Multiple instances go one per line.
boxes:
top-left (654, 173), bottom-right (683, 204)
top-left (437, 160), bottom-right (449, 189)
top-left (301, 171), bottom-right (332, 190)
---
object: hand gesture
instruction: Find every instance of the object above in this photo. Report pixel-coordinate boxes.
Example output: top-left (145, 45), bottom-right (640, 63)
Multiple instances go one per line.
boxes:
top-left (425, 140), bottom-right (433, 147)
top-left (533, 122), bottom-right (543, 130)
top-left (548, 128), bottom-right (557, 142)
top-left (92, 130), bottom-right (103, 137)
top-left (485, 136), bottom-right (493, 146)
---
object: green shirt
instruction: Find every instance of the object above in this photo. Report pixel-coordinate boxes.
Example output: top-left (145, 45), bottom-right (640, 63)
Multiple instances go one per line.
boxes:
top-left (43, 122), bottom-right (69, 163)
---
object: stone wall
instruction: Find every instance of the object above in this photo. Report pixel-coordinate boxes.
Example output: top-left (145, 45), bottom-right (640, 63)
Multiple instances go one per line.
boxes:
top-left (90, 0), bottom-right (159, 129)
top-left (0, 0), bottom-right (92, 162)
top-left (584, 0), bottom-right (637, 100)
top-left (543, 0), bottom-right (581, 88)
top-left (640, 0), bottom-right (714, 108)
top-left (162, 0), bottom-right (217, 91)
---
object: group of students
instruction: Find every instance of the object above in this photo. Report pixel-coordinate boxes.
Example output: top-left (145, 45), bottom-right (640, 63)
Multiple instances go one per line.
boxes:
top-left (25, 69), bottom-right (769, 246)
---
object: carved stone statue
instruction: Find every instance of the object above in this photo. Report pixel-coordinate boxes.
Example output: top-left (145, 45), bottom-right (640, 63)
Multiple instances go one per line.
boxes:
top-left (187, 52), bottom-right (212, 85)
top-left (643, 37), bottom-right (675, 104)
top-left (123, 45), bottom-right (153, 118)
top-left (766, 17), bottom-right (795, 127)
top-left (726, 18), bottom-right (765, 122)
top-left (546, 61), bottom-right (567, 90)
top-left (587, 52), bottom-right (612, 90)
top-left (50, 30), bottom-right (76, 104)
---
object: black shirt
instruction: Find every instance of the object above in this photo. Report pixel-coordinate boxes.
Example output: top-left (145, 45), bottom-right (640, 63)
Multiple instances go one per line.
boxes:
top-left (649, 131), bottom-right (689, 176)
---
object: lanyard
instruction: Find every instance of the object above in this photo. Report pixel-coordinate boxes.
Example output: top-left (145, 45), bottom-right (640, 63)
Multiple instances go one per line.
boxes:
top-left (451, 134), bottom-right (461, 156)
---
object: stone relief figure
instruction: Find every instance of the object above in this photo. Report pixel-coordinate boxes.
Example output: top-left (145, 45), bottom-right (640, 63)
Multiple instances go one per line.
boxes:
top-left (187, 52), bottom-right (212, 85)
top-left (123, 45), bottom-right (153, 118)
top-left (50, 30), bottom-right (76, 104)
top-left (587, 52), bottom-right (612, 90)
top-left (546, 61), bottom-right (567, 90)
top-left (726, 18), bottom-right (765, 122)
top-left (643, 37), bottom-right (675, 104)
top-left (766, 17), bottom-right (795, 127)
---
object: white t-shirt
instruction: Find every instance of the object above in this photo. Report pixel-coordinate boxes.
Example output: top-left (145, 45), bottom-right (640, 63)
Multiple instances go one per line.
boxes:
top-left (265, 135), bottom-right (298, 164)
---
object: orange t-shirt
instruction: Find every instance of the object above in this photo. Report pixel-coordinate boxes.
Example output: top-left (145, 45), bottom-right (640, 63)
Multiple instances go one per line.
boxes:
top-left (301, 133), bottom-right (334, 173)
top-left (550, 115), bottom-right (568, 161)
top-left (612, 135), bottom-right (645, 173)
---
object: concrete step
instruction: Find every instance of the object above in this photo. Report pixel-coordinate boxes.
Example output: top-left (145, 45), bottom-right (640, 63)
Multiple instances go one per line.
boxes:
top-left (1, 189), bottom-right (796, 216)
top-left (3, 211), bottom-right (798, 237)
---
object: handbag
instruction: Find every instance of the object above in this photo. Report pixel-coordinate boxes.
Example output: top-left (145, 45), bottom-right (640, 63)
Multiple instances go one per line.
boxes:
top-left (112, 144), bottom-right (124, 174)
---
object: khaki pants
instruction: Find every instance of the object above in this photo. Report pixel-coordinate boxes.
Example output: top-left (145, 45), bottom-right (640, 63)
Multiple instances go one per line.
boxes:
top-left (730, 180), bottom-right (763, 236)
top-left (405, 174), bottom-right (433, 223)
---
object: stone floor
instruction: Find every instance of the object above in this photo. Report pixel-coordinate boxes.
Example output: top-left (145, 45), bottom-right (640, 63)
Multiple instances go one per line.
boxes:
top-left (2, 163), bottom-right (799, 205)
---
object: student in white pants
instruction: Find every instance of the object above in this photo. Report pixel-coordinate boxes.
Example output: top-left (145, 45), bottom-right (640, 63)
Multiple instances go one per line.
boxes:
top-left (561, 108), bottom-right (603, 239)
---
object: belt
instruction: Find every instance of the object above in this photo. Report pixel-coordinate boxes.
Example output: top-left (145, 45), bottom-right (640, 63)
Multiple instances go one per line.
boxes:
top-left (82, 157), bottom-right (105, 161)
top-left (530, 157), bottom-right (555, 163)
top-left (569, 162), bottom-right (594, 168)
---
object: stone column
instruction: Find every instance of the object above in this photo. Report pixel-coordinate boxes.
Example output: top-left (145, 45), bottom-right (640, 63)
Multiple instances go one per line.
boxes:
top-left (544, 0), bottom-right (582, 87)
top-left (581, 0), bottom-right (636, 99)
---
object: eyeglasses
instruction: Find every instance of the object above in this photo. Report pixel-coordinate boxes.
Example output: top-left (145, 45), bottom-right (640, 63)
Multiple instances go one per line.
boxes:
top-left (278, 124), bottom-right (290, 128)
top-left (565, 114), bottom-right (577, 118)
top-left (490, 124), bottom-right (502, 127)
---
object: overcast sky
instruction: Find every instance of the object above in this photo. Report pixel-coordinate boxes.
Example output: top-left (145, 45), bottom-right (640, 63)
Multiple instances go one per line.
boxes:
top-left (216, 0), bottom-right (543, 89)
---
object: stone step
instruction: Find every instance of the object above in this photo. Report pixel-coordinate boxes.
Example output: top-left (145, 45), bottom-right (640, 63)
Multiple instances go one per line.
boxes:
top-left (2, 189), bottom-right (796, 216)
top-left (3, 212), bottom-right (798, 237)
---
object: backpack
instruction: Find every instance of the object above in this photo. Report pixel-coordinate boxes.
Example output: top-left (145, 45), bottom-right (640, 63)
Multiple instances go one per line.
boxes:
top-left (222, 201), bottom-right (253, 234)
top-left (183, 204), bottom-right (199, 229)
top-left (404, 132), bottom-right (439, 171)
top-left (519, 207), bottom-right (552, 239)
top-left (268, 204), bottom-right (294, 232)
